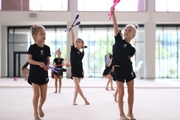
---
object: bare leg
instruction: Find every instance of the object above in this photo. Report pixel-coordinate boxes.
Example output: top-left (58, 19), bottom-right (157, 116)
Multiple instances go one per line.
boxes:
top-left (109, 76), bottom-right (114, 90)
top-left (38, 84), bottom-right (48, 118)
top-left (73, 88), bottom-right (78, 105)
top-left (32, 83), bottom-right (40, 118)
top-left (73, 78), bottom-right (80, 105)
top-left (58, 76), bottom-right (63, 93)
top-left (105, 74), bottom-right (111, 90)
top-left (126, 80), bottom-right (136, 120)
top-left (25, 69), bottom-right (29, 80)
top-left (54, 75), bottom-right (58, 93)
top-left (73, 77), bottom-right (89, 105)
top-left (22, 69), bottom-right (26, 80)
top-left (116, 81), bottom-right (129, 119)
top-left (113, 88), bottom-right (118, 102)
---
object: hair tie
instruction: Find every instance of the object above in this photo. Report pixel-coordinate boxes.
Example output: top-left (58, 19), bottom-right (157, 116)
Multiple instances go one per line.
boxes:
top-left (133, 24), bottom-right (138, 29)
top-left (33, 24), bottom-right (37, 28)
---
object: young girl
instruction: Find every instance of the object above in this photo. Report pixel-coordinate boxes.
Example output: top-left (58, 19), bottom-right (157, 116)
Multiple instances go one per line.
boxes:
top-left (22, 61), bottom-right (29, 80)
top-left (53, 48), bottom-right (64, 93)
top-left (102, 53), bottom-right (114, 90)
top-left (27, 25), bottom-right (51, 120)
top-left (111, 7), bottom-right (137, 120)
top-left (70, 26), bottom-right (90, 105)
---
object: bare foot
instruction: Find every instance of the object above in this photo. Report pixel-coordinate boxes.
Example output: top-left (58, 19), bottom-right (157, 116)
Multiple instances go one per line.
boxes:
top-left (73, 102), bottom-right (78, 105)
top-left (58, 90), bottom-right (61, 93)
top-left (38, 108), bottom-right (44, 118)
top-left (54, 91), bottom-right (57, 93)
top-left (84, 98), bottom-right (90, 105)
top-left (120, 115), bottom-right (130, 120)
top-left (127, 114), bottom-right (136, 120)
top-left (85, 101), bottom-right (90, 105)
top-left (111, 88), bottom-right (114, 90)
top-left (34, 116), bottom-right (41, 120)
top-left (105, 87), bottom-right (109, 90)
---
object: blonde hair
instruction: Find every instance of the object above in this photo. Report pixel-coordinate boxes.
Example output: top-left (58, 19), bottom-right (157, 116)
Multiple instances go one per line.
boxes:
top-left (125, 24), bottom-right (139, 52)
top-left (124, 24), bottom-right (139, 38)
top-left (30, 25), bottom-right (45, 41)
top-left (76, 38), bottom-right (85, 48)
top-left (56, 48), bottom-right (61, 54)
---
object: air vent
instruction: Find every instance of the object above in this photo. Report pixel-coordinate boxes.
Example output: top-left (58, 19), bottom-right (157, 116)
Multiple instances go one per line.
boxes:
top-left (29, 13), bottom-right (37, 18)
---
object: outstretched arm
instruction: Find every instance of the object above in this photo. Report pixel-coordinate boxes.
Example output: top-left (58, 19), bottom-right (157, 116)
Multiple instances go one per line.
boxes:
top-left (70, 26), bottom-right (75, 46)
top-left (111, 7), bottom-right (119, 36)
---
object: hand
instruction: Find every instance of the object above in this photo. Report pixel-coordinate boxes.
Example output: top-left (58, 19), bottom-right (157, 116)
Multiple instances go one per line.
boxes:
top-left (38, 62), bottom-right (45, 68)
top-left (44, 66), bottom-right (48, 71)
top-left (110, 6), bottom-right (115, 12)
top-left (128, 56), bottom-right (132, 59)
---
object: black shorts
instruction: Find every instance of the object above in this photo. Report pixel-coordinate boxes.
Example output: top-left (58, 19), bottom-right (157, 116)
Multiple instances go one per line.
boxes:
top-left (53, 68), bottom-right (67, 76)
top-left (53, 70), bottom-right (63, 76)
top-left (71, 69), bottom-right (84, 78)
top-left (114, 67), bottom-right (136, 83)
top-left (28, 77), bottom-right (49, 85)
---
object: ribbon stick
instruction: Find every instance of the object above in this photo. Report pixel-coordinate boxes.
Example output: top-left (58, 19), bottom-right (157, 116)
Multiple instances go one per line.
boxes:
top-left (65, 21), bottom-right (81, 32)
top-left (108, 0), bottom-right (121, 20)
top-left (65, 14), bottom-right (81, 32)
top-left (47, 66), bottom-right (61, 74)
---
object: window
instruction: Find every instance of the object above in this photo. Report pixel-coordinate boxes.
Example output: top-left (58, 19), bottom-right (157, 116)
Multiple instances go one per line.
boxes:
top-left (155, 0), bottom-right (180, 12)
top-left (30, 0), bottom-right (68, 11)
top-left (77, 0), bottom-right (146, 11)
top-left (156, 26), bottom-right (180, 78)
top-left (0, 0), bottom-right (68, 11)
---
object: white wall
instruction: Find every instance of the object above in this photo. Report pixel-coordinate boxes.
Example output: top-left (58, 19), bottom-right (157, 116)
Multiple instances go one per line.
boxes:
top-left (0, 11), bottom-right (180, 25)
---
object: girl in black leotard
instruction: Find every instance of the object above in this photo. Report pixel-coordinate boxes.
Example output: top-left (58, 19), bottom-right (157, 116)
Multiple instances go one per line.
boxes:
top-left (102, 53), bottom-right (114, 90)
top-left (111, 6), bottom-right (138, 120)
top-left (69, 25), bottom-right (90, 105)
top-left (27, 25), bottom-right (51, 120)
top-left (52, 49), bottom-right (64, 93)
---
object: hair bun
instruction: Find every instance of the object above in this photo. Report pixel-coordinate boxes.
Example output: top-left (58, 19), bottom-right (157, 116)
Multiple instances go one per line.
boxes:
top-left (134, 24), bottom-right (139, 29)
top-left (82, 46), bottom-right (87, 48)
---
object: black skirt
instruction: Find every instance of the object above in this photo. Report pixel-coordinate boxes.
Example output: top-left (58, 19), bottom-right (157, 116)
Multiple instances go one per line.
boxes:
top-left (53, 68), bottom-right (67, 76)
top-left (103, 66), bottom-right (112, 76)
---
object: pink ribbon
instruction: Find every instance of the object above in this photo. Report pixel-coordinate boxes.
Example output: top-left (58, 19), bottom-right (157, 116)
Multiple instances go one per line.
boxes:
top-left (108, 0), bottom-right (120, 20)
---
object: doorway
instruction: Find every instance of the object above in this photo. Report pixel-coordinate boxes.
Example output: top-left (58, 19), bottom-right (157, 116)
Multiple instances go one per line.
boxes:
top-left (13, 52), bottom-right (28, 77)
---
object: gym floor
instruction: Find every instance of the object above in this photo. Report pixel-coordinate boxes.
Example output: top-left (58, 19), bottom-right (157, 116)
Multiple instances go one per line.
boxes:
top-left (0, 78), bottom-right (180, 120)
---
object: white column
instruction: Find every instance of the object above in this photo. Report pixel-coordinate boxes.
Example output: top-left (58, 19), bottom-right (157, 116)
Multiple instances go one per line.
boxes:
top-left (0, 25), bottom-right (7, 77)
top-left (66, 0), bottom-right (79, 78)
top-left (0, 23), bottom-right (1, 77)
top-left (144, 0), bottom-right (155, 79)
top-left (0, 0), bottom-right (1, 10)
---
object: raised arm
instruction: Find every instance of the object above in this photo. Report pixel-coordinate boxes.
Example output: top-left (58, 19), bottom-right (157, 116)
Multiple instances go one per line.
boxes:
top-left (70, 26), bottom-right (75, 46)
top-left (111, 7), bottom-right (119, 36)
